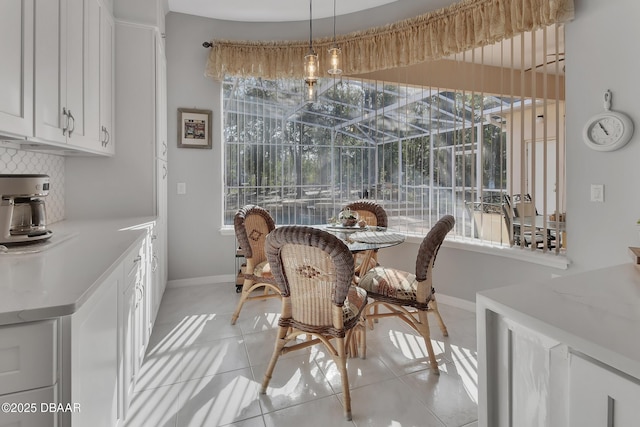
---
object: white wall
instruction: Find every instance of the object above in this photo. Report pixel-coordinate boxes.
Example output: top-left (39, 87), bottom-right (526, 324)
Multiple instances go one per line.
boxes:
top-left (165, 0), bottom-right (640, 301)
top-left (164, 0), bottom-right (464, 283)
top-left (564, 0), bottom-right (640, 272)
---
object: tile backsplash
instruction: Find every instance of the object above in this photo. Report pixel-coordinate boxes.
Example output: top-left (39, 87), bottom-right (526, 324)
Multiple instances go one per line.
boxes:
top-left (0, 148), bottom-right (65, 223)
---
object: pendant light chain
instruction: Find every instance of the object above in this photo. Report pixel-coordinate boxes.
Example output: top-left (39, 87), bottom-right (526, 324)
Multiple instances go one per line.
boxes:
top-left (309, 0), bottom-right (313, 49)
top-left (333, 0), bottom-right (336, 42)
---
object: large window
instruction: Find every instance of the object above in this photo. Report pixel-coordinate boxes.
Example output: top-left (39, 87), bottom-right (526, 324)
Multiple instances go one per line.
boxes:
top-left (223, 25), bottom-right (566, 253)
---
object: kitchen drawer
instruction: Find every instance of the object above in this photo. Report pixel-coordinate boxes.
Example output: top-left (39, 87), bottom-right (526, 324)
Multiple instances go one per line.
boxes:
top-left (0, 386), bottom-right (57, 426)
top-left (0, 320), bottom-right (56, 396)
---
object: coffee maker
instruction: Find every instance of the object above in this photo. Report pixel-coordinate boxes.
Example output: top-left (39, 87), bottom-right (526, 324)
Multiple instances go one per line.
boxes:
top-left (0, 174), bottom-right (53, 245)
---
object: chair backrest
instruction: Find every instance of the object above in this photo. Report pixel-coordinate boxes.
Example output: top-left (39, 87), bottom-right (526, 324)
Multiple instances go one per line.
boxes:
top-left (415, 215), bottom-right (455, 282)
top-left (234, 205), bottom-right (275, 265)
top-left (514, 201), bottom-right (537, 218)
top-left (467, 202), bottom-right (510, 245)
top-left (345, 200), bottom-right (388, 227)
top-left (482, 192), bottom-right (509, 206)
top-left (512, 193), bottom-right (539, 217)
top-left (512, 193), bottom-right (532, 203)
top-left (265, 226), bottom-right (356, 330)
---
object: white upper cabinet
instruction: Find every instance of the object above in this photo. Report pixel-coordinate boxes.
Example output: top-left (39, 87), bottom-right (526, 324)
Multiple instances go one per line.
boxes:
top-left (0, 0), bottom-right (34, 139)
top-left (156, 34), bottom-right (167, 161)
top-left (100, 7), bottom-right (115, 154)
top-left (34, 0), bottom-right (83, 145)
top-left (32, 0), bottom-right (113, 155)
top-left (65, 0), bottom-right (93, 146)
top-left (82, 0), bottom-right (103, 149)
top-left (33, 0), bottom-right (65, 144)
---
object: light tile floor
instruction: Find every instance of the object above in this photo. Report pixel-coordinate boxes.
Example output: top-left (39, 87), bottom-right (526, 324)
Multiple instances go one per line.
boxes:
top-left (125, 283), bottom-right (479, 427)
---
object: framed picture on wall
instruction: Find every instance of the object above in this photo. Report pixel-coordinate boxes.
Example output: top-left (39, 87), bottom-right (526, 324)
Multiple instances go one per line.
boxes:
top-left (178, 108), bottom-right (212, 149)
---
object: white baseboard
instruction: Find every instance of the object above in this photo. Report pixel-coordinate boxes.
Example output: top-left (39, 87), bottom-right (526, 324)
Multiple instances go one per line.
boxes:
top-left (167, 274), bottom-right (235, 288)
top-left (436, 293), bottom-right (476, 313)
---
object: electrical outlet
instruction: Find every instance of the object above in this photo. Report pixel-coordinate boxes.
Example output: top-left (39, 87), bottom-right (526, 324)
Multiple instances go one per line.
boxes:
top-left (590, 184), bottom-right (604, 202)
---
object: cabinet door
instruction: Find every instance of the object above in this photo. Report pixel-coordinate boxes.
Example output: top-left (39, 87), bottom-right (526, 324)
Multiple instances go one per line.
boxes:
top-left (158, 159), bottom-right (168, 291)
top-left (121, 275), bottom-right (136, 420)
top-left (34, 0), bottom-right (104, 151)
top-left (34, 0), bottom-right (66, 143)
top-left (71, 266), bottom-right (119, 427)
top-left (99, 7), bottom-right (115, 154)
top-left (134, 277), bottom-right (146, 372)
top-left (74, 0), bottom-right (101, 150)
top-left (155, 34), bottom-right (167, 161)
top-left (479, 312), bottom-right (569, 427)
top-left (0, 0), bottom-right (34, 138)
top-left (569, 354), bottom-right (640, 426)
top-left (0, 320), bottom-right (56, 395)
top-left (0, 387), bottom-right (57, 427)
top-left (64, 0), bottom-right (90, 145)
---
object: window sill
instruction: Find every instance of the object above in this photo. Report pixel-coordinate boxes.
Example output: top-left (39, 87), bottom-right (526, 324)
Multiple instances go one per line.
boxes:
top-left (220, 226), bottom-right (234, 236)
top-left (221, 226), bottom-right (570, 270)
top-left (405, 235), bottom-right (570, 270)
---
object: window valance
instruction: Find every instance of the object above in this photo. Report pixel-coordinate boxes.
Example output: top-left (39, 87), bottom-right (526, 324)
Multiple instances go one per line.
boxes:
top-left (204, 0), bottom-right (574, 80)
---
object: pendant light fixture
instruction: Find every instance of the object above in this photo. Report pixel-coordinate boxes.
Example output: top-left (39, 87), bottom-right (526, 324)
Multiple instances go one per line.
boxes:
top-left (304, 0), bottom-right (319, 102)
top-left (327, 0), bottom-right (342, 75)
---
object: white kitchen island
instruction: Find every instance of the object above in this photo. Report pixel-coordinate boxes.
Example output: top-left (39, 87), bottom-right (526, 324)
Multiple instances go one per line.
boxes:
top-left (0, 218), bottom-right (165, 427)
top-left (477, 262), bottom-right (640, 427)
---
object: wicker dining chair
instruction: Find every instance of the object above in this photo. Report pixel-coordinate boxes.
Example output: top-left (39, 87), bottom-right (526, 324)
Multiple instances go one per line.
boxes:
top-left (260, 226), bottom-right (368, 421)
top-left (230, 205), bottom-right (281, 325)
top-left (344, 200), bottom-right (388, 275)
top-left (358, 215), bottom-right (455, 374)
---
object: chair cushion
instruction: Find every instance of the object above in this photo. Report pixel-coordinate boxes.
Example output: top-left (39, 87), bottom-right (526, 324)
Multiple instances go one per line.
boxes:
top-left (358, 266), bottom-right (417, 303)
top-left (253, 261), bottom-right (273, 279)
top-left (343, 286), bottom-right (368, 324)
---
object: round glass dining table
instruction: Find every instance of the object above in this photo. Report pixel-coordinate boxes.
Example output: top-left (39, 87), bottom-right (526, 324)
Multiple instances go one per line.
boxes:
top-left (321, 225), bottom-right (406, 276)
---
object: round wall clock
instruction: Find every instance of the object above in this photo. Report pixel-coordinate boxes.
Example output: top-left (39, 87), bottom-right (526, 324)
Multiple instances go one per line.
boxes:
top-left (583, 90), bottom-right (634, 151)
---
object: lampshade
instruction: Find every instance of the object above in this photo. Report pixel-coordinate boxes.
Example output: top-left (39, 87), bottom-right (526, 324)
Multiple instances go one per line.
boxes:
top-left (328, 46), bottom-right (342, 75)
top-left (304, 0), bottom-right (318, 101)
top-left (304, 79), bottom-right (318, 102)
top-left (327, 0), bottom-right (342, 75)
top-left (304, 49), bottom-right (319, 86)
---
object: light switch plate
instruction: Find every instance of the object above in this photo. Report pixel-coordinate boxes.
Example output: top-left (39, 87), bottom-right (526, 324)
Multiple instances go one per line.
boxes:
top-left (177, 182), bottom-right (187, 195)
top-left (590, 184), bottom-right (604, 202)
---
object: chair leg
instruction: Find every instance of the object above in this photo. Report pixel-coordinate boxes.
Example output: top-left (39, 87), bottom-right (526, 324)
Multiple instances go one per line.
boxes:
top-left (336, 337), bottom-right (352, 421)
top-left (260, 326), bottom-right (288, 394)
top-left (359, 317), bottom-right (367, 360)
top-left (345, 318), bottom-right (367, 359)
top-left (429, 297), bottom-right (448, 337)
top-left (417, 310), bottom-right (439, 375)
top-left (230, 278), bottom-right (253, 325)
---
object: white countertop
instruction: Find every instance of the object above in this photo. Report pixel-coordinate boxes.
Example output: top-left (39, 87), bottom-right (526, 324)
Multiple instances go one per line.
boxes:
top-left (477, 262), bottom-right (640, 380)
top-left (0, 217), bottom-right (155, 325)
